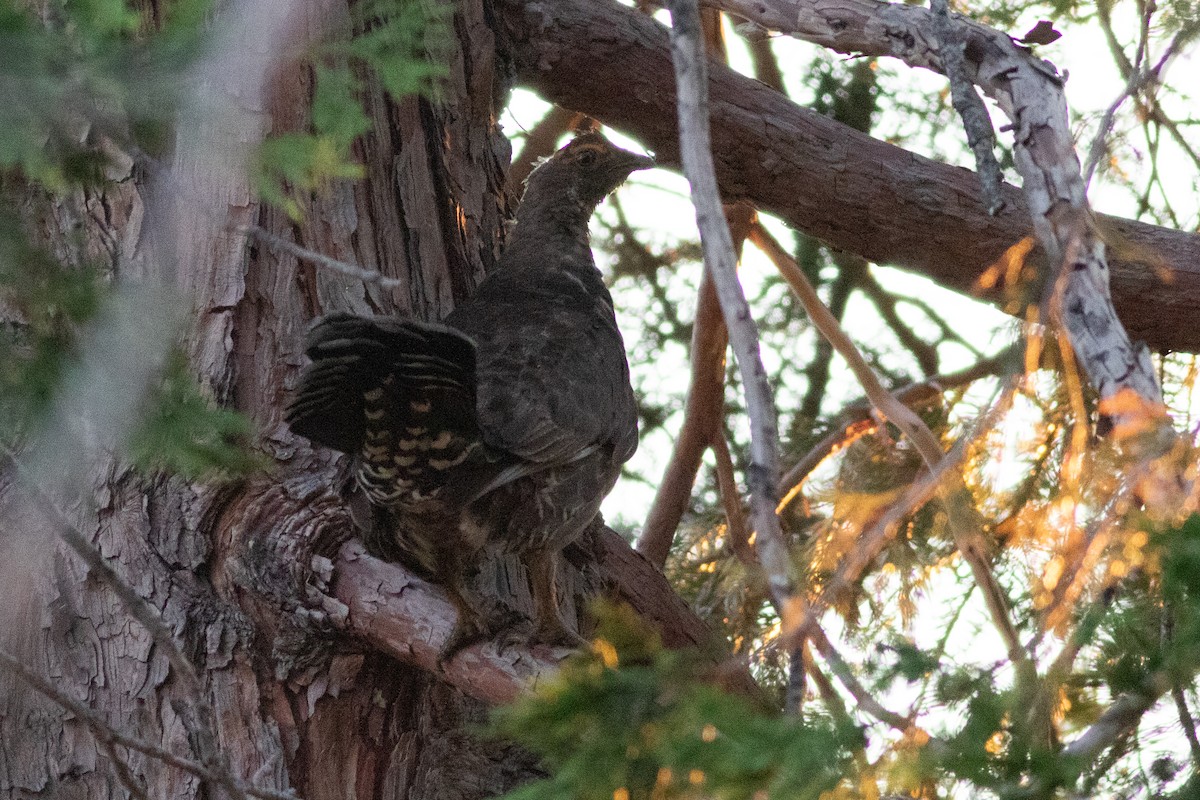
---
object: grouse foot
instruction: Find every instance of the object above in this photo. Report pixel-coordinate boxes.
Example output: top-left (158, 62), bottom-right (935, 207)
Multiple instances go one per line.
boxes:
top-left (438, 598), bottom-right (525, 664)
top-left (529, 615), bottom-right (588, 650)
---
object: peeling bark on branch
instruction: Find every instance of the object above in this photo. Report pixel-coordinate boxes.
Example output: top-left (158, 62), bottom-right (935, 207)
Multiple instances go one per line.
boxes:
top-left (711, 0), bottom-right (1164, 425)
top-left (497, 0), bottom-right (1200, 354)
top-left (218, 475), bottom-right (754, 706)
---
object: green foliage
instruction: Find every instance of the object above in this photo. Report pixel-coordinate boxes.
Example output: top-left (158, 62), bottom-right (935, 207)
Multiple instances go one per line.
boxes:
top-left (0, 213), bottom-right (102, 437)
top-left (254, 0), bottom-right (448, 219)
top-left (127, 351), bottom-right (268, 481)
top-left (0, 0), bottom-right (210, 186)
top-left (492, 604), bottom-right (859, 800)
top-left (0, 206), bottom-right (263, 481)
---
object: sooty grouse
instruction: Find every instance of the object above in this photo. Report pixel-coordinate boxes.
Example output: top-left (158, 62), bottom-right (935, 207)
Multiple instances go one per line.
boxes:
top-left (286, 132), bottom-right (651, 653)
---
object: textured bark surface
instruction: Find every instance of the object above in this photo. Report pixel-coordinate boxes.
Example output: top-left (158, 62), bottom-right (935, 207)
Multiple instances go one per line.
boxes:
top-left (0, 1), bottom-right (531, 798)
top-left (1, 3), bottom-right (747, 798)
top-left (498, 0), bottom-right (1200, 354)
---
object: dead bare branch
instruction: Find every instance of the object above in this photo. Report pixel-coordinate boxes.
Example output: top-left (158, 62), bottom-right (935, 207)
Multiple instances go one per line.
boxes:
top-left (664, 0), bottom-right (795, 623)
top-left (929, 0), bottom-right (1005, 214)
top-left (240, 225), bottom-right (404, 290)
top-left (709, 0), bottom-right (1166, 440)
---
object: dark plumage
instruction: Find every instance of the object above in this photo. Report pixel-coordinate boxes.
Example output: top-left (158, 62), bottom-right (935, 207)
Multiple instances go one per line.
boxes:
top-left (287, 133), bottom-right (651, 652)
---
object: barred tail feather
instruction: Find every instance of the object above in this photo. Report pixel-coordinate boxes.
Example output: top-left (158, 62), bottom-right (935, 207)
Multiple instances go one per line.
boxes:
top-left (286, 313), bottom-right (478, 454)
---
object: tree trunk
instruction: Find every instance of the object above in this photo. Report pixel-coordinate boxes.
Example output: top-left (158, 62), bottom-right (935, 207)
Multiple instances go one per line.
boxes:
top-left (1, 1), bottom-right (564, 797)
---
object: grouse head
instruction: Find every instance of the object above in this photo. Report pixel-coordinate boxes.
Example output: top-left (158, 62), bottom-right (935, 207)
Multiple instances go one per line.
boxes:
top-left (522, 132), bottom-right (655, 216)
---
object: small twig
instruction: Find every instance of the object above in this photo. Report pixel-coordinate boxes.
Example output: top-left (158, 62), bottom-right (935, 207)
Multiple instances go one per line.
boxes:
top-left (665, 0), bottom-right (794, 623)
top-left (857, 271), bottom-right (940, 375)
top-left (808, 624), bottom-right (915, 733)
top-left (509, 105), bottom-right (585, 189)
top-left (240, 225), bottom-right (404, 290)
top-left (710, 428), bottom-right (754, 564)
top-left (1174, 686), bottom-right (1200, 765)
top-left (751, 223), bottom-right (944, 463)
top-left (0, 648), bottom-right (298, 800)
top-left (778, 347), bottom-right (1014, 510)
top-left (1085, 5), bottom-right (1197, 184)
top-left (798, 252), bottom-right (864, 422)
top-left (777, 418), bottom-right (875, 513)
top-left (99, 736), bottom-right (151, 800)
top-left (929, 0), bottom-right (1005, 215)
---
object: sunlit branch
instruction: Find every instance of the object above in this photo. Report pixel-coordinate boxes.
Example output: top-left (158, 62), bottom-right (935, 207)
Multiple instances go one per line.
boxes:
top-left (778, 347), bottom-right (1013, 510)
top-left (751, 223), bottom-right (1035, 676)
top-left (790, 431), bottom-right (965, 641)
top-left (332, 541), bottom-right (562, 704)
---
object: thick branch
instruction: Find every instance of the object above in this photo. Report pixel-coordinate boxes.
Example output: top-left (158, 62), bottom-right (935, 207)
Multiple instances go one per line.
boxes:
top-left (226, 475), bottom-right (758, 706)
top-left (333, 541), bottom-right (559, 705)
top-left (497, 0), bottom-right (1200, 354)
top-left (715, 0), bottom-right (1164, 422)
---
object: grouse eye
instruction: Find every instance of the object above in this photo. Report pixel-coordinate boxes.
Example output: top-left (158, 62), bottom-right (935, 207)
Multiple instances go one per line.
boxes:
top-left (578, 150), bottom-right (598, 167)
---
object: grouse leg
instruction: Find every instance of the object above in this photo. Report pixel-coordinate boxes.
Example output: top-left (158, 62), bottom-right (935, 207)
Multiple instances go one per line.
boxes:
top-left (525, 549), bottom-right (587, 648)
top-left (438, 562), bottom-right (524, 661)
top-left (439, 576), bottom-right (494, 661)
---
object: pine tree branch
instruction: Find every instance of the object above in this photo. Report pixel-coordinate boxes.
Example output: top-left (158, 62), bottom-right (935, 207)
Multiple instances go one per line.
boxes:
top-left (708, 0), bottom-right (1166, 441)
top-left (498, 0), bottom-right (1200, 354)
top-left (929, 0), bottom-right (1005, 215)
top-left (751, 223), bottom-right (1033, 674)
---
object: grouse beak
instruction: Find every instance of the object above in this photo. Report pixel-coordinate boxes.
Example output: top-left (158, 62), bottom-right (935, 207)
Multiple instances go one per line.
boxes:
top-left (624, 151), bottom-right (656, 174)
